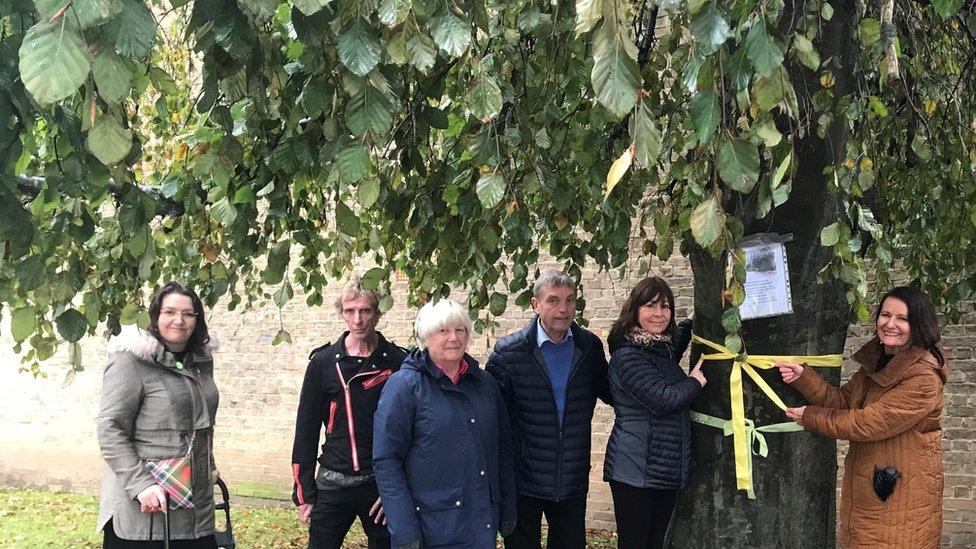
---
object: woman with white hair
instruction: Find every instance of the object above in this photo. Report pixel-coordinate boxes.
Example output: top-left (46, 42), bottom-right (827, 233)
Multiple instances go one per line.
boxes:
top-left (372, 299), bottom-right (516, 549)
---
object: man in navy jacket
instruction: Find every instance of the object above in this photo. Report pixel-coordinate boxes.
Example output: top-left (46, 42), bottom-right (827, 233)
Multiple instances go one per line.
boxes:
top-left (486, 270), bottom-right (611, 549)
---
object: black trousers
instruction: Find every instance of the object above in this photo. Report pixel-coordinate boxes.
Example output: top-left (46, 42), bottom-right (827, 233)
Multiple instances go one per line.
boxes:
top-left (608, 481), bottom-right (678, 549)
top-left (102, 520), bottom-right (217, 549)
top-left (503, 493), bottom-right (587, 549)
top-left (308, 481), bottom-right (390, 549)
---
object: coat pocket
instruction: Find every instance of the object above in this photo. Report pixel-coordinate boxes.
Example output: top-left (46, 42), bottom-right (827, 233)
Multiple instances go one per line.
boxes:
top-left (414, 486), bottom-right (468, 546)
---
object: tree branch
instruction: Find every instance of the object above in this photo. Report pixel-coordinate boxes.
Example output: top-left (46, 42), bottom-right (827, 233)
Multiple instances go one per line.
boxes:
top-left (16, 175), bottom-right (185, 217)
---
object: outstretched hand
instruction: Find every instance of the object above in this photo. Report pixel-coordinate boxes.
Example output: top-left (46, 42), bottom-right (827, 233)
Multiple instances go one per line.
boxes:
top-left (777, 363), bottom-right (804, 384)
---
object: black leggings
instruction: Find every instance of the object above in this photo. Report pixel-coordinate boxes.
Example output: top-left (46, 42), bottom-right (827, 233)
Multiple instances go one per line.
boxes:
top-left (102, 519), bottom-right (217, 549)
top-left (609, 481), bottom-right (678, 549)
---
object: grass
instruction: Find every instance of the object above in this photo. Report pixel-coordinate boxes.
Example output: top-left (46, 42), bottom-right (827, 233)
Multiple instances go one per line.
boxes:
top-left (0, 487), bottom-right (617, 548)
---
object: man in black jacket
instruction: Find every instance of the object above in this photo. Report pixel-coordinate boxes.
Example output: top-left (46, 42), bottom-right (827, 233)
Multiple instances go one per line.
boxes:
top-left (291, 277), bottom-right (407, 549)
top-left (486, 270), bottom-right (611, 549)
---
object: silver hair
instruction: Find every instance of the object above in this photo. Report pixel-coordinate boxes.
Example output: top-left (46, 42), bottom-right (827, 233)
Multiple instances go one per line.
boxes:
top-left (414, 298), bottom-right (473, 348)
top-left (532, 269), bottom-right (576, 298)
top-left (333, 276), bottom-right (383, 313)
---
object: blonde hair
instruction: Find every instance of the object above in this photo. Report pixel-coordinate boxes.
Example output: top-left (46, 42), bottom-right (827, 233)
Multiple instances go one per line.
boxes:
top-left (414, 299), bottom-right (473, 347)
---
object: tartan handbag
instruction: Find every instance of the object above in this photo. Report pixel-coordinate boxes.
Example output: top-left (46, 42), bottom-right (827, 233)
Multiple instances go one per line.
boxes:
top-left (146, 431), bottom-right (196, 509)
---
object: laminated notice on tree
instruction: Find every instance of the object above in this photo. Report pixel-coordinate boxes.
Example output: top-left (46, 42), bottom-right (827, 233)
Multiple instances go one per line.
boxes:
top-left (738, 234), bottom-right (793, 320)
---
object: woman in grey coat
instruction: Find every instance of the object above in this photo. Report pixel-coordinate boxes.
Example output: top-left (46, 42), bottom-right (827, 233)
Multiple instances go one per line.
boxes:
top-left (97, 282), bottom-right (220, 548)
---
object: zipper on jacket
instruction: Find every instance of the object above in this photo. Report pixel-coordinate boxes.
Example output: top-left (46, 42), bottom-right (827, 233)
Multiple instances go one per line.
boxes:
top-left (326, 401), bottom-right (338, 434)
top-left (530, 352), bottom-right (565, 501)
top-left (334, 363), bottom-right (384, 472)
top-left (361, 369), bottom-right (393, 390)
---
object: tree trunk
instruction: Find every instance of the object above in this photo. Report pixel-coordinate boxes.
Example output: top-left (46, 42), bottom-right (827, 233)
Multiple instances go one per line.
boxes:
top-left (669, 2), bottom-right (858, 547)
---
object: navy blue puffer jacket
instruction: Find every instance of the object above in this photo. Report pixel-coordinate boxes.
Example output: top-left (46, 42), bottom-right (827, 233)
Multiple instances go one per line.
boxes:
top-left (486, 317), bottom-right (610, 501)
top-left (603, 319), bottom-right (701, 489)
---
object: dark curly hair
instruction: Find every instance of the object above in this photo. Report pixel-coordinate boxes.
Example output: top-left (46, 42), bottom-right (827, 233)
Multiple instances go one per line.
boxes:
top-left (607, 276), bottom-right (676, 349)
top-left (147, 282), bottom-right (210, 354)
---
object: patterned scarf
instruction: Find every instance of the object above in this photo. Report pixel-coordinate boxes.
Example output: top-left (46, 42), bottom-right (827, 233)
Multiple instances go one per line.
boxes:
top-left (626, 326), bottom-right (671, 346)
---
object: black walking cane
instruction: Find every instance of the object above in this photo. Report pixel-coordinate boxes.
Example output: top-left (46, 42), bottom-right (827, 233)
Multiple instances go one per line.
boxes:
top-left (148, 492), bottom-right (172, 549)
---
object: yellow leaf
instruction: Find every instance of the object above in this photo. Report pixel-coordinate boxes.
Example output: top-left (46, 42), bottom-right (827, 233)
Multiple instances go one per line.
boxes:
top-left (555, 212), bottom-right (569, 230)
top-left (843, 157), bottom-right (856, 169)
top-left (605, 145), bottom-right (634, 198)
top-left (922, 99), bottom-right (937, 116)
top-left (859, 156), bottom-right (873, 170)
top-left (819, 71), bottom-right (835, 88)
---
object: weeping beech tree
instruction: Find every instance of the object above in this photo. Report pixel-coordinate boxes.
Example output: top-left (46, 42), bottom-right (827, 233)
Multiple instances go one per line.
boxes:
top-left (2, 0), bottom-right (975, 545)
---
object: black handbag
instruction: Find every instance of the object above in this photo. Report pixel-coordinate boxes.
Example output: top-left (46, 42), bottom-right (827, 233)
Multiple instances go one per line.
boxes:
top-left (214, 478), bottom-right (237, 549)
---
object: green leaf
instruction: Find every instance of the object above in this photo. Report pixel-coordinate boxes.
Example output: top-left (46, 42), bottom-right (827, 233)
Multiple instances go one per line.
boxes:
top-left (92, 50), bottom-right (131, 103)
top-left (11, 308), bottom-right (36, 343)
top-left (931, 0), bottom-right (964, 19)
top-left (772, 151), bottom-right (792, 188)
top-left (86, 115), bottom-right (132, 166)
top-left (721, 307), bottom-right (742, 333)
top-left (468, 74), bottom-right (503, 121)
top-left (690, 193), bottom-right (725, 248)
top-left (792, 34), bottom-right (820, 70)
top-left (119, 303), bottom-right (141, 325)
top-left (336, 201), bottom-right (362, 236)
top-left (752, 70), bottom-right (784, 111)
top-left (346, 81), bottom-right (394, 136)
top-left (293, 0), bottom-right (331, 16)
top-left (574, 0), bottom-right (602, 35)
top-left (724, 333), bottom-right (742, 354)
top-left (745, 19), bottom-right (785, 77)
top-left (690, 4), bottom-right (731, 56)
top-left (407, 32), bottom-right (437, 73)
top-left (820, 222), bottom-right (842, 247)
top-left (71, 0), bottom-right (124, 28)
top-left (631, 100), bottom-right (662, 167)
top-left (489, 292), bottom-right (507, 316)
top-left (726, 47), bottom-right (753, 91)
top-left (689, 89), bottom-right (719, 143)
top-left (337, 144), bottom-right (370, 183)
top-left (718, 138), bottom-right (760, 193)
top-left (820, 2), bottom-right (833, 20)
top-left (212, 196), bottom-right (238, 225)
top-left (858, 18), bottom-right (881, 47)
top-left (358, 177), bottom-right (380, 208)
top-left (263, 241), bottom-right (291, 284)
top-left (360, 267), bottom-right (387, 290)
top-left (241, 0), bottom-right (276, 19)
top-left (590, 20), bottom-right (641, 119)
top-left (112, 0), bottom-right (157, 59)
top-left (338, 18), bottom-right (382, 77)
top-left (378, 0), bottom-right (410, 26)
top-left (18, 22), bottom-right (91, 105)
top-left (430, 11), bottom-right (471, 58)
top-left (56, 308), bottom-right (88, 342)
top-left (272, 329), bottom-right (292, 345)
top-left (476, 172), bottom-right (505, 209)
top-left (274, 281), bottom-right (294, 308)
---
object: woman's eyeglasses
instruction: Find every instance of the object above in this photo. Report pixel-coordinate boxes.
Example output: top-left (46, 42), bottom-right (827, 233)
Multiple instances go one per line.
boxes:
top-left (160, 309), bottom-right (198, 320)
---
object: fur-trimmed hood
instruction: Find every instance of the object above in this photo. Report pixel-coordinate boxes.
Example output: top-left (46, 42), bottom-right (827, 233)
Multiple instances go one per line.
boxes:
top-left (107, 325), bottom-right (219, 361)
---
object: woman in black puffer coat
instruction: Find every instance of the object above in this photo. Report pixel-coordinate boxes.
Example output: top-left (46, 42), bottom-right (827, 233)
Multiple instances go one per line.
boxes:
top-left (604, 276), bottom-right (706, 549)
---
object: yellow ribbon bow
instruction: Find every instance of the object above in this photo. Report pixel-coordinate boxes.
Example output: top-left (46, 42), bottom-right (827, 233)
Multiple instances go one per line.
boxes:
top-left (690, 334), bottom-right (843, 498)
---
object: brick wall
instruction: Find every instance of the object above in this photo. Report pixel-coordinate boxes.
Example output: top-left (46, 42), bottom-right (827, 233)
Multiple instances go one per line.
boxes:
top-left (0, 253), bottom-right (973, 546)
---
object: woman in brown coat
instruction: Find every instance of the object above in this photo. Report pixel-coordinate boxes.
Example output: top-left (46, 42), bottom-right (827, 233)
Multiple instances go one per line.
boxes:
top-left (777, 286), bottom-right (948, 548)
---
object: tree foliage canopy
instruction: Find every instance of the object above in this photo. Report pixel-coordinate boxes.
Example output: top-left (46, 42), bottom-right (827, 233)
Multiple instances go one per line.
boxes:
top-left (1, 0), bottom-right (975, 372)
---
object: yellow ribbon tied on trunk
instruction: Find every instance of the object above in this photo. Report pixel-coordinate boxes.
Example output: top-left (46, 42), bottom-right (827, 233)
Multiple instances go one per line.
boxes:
top-left (691, 334), bottom-right (843, 498)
